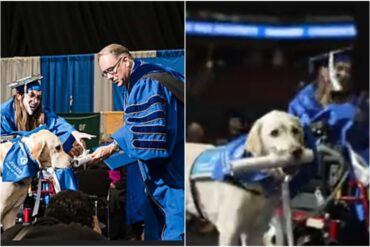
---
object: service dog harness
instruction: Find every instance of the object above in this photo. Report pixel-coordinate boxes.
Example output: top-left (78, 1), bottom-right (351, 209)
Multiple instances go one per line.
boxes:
top-left (189, 135), bottom-right (280, 219)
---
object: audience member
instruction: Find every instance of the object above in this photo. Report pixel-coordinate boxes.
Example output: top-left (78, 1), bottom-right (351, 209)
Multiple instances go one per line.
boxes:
top-left (187, 122), bottom-right (205, 143)
top-left (1, 190), bottom-right (106, 241)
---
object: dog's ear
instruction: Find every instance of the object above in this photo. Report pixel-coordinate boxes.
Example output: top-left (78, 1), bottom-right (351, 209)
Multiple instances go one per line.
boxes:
top-left (246, 119), bottom-right (263, 156)
top-left (22, 135), bottom-right (46, 161)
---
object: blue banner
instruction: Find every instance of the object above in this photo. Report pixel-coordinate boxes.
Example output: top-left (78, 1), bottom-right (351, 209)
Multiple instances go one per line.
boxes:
top-left (186, 20), bottom-right (357, 40)
top-left (41, 54), bottom-right (94, 113)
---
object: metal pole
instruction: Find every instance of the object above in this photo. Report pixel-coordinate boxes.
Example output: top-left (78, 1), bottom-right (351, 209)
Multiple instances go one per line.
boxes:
top-left (282, 175), bottom-right (294, 246)
top-left (69, 96), bottom-right (73, 113)
top-left (107, 190), bottom-right (110, 240)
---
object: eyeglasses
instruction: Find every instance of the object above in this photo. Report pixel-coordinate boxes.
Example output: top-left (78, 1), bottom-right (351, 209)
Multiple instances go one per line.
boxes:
top-left (101, 57), bottom-right (123, 78)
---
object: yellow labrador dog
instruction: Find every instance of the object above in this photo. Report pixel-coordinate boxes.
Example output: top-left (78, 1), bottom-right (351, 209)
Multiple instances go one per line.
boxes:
top-left (0, 129), bottom-right (71, 230)
top-left (186, 110), bottom-right (308, 245)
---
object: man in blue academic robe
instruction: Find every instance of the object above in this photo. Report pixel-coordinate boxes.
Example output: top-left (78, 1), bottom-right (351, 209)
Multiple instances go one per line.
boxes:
top-left (91, 44), bottom-right (184, 241)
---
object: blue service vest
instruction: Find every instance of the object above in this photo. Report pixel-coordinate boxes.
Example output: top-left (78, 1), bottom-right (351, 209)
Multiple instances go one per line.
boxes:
top-left (191, 134), bottom-right (284, 196)
top-left (191, 126), bottom-right (319, 199)
top-left (2, 138), bottom-right (39, 182)
top-left (0, 125), bottom-right (78, 191)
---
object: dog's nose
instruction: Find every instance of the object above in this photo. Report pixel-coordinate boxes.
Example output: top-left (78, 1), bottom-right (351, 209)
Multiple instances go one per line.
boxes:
top-left (291, 147), bottom-right (303, 158)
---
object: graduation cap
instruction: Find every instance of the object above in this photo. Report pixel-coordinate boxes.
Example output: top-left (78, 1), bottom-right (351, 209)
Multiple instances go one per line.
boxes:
top-left (308, 47), bottom-right (352, 75)
top-left (8, 74), bottom-right (43, 93)
top-left (308, 47), bottom-right (352, 91)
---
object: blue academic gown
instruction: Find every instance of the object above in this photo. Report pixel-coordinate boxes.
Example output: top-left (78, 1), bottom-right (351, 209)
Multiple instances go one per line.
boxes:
top-left (1, 97), bottom-right (78, 190)
top-left (288, 83), bottom-right (369, 162)
top-left (112, 60), bottom-right (184, 240)
top-left (125, 163), bottom-right (145, 225)
top-left (288, 83), bottom-right (323, 125)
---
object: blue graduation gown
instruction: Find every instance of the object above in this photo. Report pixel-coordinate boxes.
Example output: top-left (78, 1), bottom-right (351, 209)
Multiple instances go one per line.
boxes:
top-left (1, 97), bottom-right (76, 150)
top-left (1, 97), bottom-right (78, 190)
top-left (288, 84), bottom-right (369, 161)
top-left (112, 60), bottom-right (184, 240)
top-left (288, 83), bottom-right (323, 125)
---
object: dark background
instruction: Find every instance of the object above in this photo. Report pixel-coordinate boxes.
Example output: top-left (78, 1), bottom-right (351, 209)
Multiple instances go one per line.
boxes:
top-left (186, 1), bottom-right (369, 144)
top-left (1, 1), bottom-right (184, 57)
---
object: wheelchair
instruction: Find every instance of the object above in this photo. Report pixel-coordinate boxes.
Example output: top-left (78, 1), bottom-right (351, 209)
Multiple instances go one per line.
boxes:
top-left (264, 120), bottom-right (369, 246)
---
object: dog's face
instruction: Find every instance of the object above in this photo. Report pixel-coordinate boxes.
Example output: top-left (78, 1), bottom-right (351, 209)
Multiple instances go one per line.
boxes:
top-left (22, 130), bottom-right (71, 169)
top-left (246, 111), bottom-right (304, 159)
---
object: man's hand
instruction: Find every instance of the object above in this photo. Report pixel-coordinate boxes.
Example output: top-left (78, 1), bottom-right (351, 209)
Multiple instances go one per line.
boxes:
top-left (89, 143), bottom-right (117, 164)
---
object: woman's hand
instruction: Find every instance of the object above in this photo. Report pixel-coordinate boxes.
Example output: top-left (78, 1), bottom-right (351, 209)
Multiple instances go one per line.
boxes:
top-left (71, 131), bottom-right (96, 150)
top-left (68, 141), bottom-right (85, 157)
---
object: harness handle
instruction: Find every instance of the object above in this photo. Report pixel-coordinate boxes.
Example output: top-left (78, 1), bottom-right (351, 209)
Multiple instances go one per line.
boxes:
top-left (230, 148), bottom-right (314, 174)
